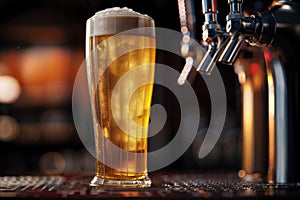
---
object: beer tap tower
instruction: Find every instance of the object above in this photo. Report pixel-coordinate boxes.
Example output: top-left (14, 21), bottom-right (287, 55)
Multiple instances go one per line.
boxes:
top-left (180, 0), bottom-right (300, 183)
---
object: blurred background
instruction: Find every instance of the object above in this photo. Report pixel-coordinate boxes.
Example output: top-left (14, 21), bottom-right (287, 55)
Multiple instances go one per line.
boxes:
top-left (0, 0), bottom-right (273, 176)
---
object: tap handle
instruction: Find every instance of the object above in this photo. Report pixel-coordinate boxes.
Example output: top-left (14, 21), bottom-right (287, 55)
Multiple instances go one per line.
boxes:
top-left (202, 0), bottom-right (218, 23)
top-left (228, 0), bottom-right (243, 14)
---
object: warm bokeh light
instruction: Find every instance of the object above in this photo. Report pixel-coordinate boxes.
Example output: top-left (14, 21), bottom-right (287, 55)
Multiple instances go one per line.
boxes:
top-left (177, 56), bottom-right (193, 85)
top-left (234, 60), bottom-right (246, 84)
top-left (281, 4), bottom-right (292, 11)
top-left (242, 82), bottom-right (254, 174)
top-left (238, 169), bottom-right (246, 178)
top-left (267, 70), bottom-right (275, 183)
top-left (39, 151), bottom-right (66, 175)
top-left (20, 46), bottom-right (72, 106)
top-left (0, 115), bottom-right (20, 142)
top-left (0, 75), bottom-right (21, 104)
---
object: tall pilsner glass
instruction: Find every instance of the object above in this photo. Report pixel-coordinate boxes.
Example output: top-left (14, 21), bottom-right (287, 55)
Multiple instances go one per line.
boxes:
top-left (85, 7), bottom-right (155, 187)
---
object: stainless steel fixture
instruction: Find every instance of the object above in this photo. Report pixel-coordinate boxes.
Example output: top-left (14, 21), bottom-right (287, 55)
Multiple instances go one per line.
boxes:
top-left (179, 0), bottom-right (300, 183)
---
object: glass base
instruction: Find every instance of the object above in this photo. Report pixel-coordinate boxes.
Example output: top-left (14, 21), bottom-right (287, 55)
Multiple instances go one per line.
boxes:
top-left (90, 174), bottom-right (152, 188)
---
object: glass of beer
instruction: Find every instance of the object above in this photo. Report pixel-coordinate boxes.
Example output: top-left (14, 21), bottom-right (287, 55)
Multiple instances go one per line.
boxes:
top-left (85, 7), bottom-right (155, 188)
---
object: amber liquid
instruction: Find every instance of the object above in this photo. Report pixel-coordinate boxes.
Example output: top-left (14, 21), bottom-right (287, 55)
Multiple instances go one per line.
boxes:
top-left (89, 35), bottom-right (155, 181)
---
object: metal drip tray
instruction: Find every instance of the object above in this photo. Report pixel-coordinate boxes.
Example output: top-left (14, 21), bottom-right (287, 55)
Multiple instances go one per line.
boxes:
top-left (1, 172), bottom-right (300, 199)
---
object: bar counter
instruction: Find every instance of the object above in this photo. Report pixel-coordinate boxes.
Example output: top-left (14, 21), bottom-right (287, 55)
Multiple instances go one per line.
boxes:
top-left (1, 171), bottom-right (300, 199)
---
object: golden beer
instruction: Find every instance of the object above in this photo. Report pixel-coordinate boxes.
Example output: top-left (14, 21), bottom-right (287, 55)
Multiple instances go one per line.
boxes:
top-left (86, 7), bottom-right (155, 187)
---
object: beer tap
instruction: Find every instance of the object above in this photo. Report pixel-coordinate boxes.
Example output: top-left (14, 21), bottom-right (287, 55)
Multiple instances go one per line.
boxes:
top-left (196, 0), bottom-right (225, 74)
top-left (196, 0), bottom-right (276, 75)
top-left (179, 0), bottom-right (300, 183)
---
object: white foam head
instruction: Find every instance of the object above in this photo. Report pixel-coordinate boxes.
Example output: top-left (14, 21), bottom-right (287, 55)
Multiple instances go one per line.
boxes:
top-left (86, 7), bottom-right (155, 36)
top-left (94, 7), bottom-right (147, 18)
